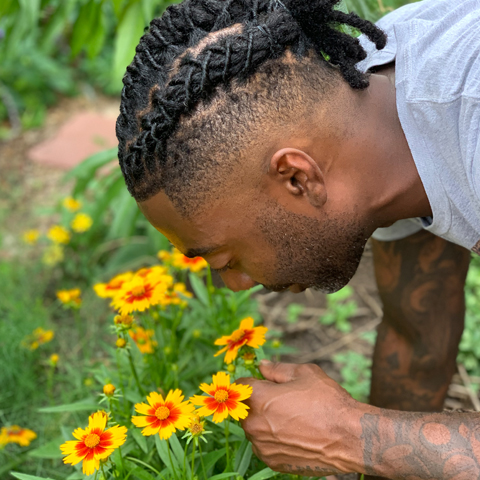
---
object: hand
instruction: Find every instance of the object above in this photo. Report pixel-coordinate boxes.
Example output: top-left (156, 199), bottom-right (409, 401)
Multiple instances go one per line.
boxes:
top-left (236, 361), bottom-right (365, 477)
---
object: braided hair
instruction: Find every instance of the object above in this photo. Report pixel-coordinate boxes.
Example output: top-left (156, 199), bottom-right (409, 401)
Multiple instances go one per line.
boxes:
top-left (116, 0), bottom-right (386, 211)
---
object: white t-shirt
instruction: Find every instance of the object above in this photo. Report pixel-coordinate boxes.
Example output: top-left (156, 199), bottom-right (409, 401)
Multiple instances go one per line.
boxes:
top-left (359, 0), bottom-right (480, 254)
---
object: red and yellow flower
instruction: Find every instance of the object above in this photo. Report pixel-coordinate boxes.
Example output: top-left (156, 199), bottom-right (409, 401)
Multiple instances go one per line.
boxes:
top-left (128, 326), bottom-right (156, 354)
top-left (60, 411), bottom-right (127, 475)
top-left (111, 274), bottom-right (172, 315)
top-left (214, 317), bottom-right (268, 364)
top-left (93, 272), bottom-right (133, 299)
top-left (0, 426), bottom-right (37, 447)
top-left (171, 248), bottom-right (208, 272)
top-left (191, 372), bottom-right (252, 423)
top-left (131, 389), bottom-right (195, 440)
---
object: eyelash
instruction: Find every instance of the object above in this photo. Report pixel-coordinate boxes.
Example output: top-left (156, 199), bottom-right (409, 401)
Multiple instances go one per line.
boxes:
top-left (211, 263), bottom-right (231, 274)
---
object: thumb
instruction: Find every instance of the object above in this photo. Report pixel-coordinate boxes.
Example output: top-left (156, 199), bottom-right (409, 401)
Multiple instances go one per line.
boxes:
top-left (259, 360), bottom-right (298, 383)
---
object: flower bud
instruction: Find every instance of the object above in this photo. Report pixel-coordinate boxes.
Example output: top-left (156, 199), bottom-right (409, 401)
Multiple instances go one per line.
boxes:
top-left (49, 353), bottom-right (59, 366)
top-left (272, 339), bottom-right (281, 348)
top-left (116, 338), bottom-right (126, 348)
top-left (103, 383), bottom-right (116, 396)
top-left (227, 364), bottom-right (236, 373)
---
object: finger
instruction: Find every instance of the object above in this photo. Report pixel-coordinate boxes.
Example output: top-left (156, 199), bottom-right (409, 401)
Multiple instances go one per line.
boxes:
top-left (235, 376), bottom-right (262, 388)
top-left (259, 360), bottom-right (298, 383)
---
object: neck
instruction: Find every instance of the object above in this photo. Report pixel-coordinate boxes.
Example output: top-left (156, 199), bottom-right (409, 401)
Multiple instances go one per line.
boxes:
top-left (346, 67), bottom-right (432, 229)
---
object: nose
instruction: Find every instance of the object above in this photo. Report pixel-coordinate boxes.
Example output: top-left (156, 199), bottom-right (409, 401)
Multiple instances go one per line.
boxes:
top-left (220, 270), bottom-right (256, 292)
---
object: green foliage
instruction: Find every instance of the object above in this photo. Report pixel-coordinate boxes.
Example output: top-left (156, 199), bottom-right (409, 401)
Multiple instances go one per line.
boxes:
top-left (0, 0), bottom-right (178, 134)
top-left (458, 255), bottom-right (480, 377)
top-left (333, 350), bottom-right (372, 402)
top-left (319, 286), bottom-right (358, 333)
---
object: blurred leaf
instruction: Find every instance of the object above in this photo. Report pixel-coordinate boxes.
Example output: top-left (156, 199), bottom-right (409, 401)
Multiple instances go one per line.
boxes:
top-left (112, 1), bottom-right (146, 90)
top-left (28, 438), bottom-right (64, 459)
top-left (10, 473), bottom-right (54, 480)
top-left (38, 398), bottom-right (97, 413)
top-left (249, 468), bottom-right (279, 480)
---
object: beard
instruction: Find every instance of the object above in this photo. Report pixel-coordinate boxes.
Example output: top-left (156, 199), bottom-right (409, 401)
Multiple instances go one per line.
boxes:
top-left (256, 201), bottom-right (369, 293)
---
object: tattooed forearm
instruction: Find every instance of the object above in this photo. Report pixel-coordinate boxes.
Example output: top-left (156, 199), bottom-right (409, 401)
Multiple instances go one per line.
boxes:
top-left (361, 409), bottom-right (480, 479)
top-left (371, 231), bottom-right (470, 412)
top-left (280, 464), bottom-right (338, 476)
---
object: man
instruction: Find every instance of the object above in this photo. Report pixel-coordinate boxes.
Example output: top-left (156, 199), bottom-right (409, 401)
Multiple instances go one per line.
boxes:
top-left (116, 0), bottom-right (480, 477)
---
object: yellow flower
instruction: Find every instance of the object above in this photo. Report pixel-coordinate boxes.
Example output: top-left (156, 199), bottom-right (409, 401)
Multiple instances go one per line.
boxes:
top-left (71, 213), bottom-right (93, 233)
top-left (114, 314), bottom-right (134, 328)
top-left (50, 353), bottom-right (59, 366)
top-left (116, 338), bottom-right (127, 348)
top-left (42, 244), bottom-right (64, 266)
top-left (0, 426), bottom-right (37, 447)
top-left (111, 275), bottom-right (171, 315)
top-left (63, 197), bottom-right (82, 212)
top-left (191, 372), bottom-right (252, 423)
top-left (214, 317), bottom-right (268, 364)
top-left (157, 250), bottom-right (171, 262)
top-left (188, 414), bottom-right (206, 437)
top-left (56, 288), bottom-right (82, 308)
top-left (103, 384), bottom-right (116, 396)
top-left (22, 327), bottom-right (54, 350)
top-left (132, 389), bottom-right (195, 440)
top-left (47, 225), bottom-right (70, 244)
top-left (128, 326), bottom-right (156, 354)
top-left (94, 272), bottom-right (134, 299)
top-left (171, 248), bottom-right (208, 272)
top-left (23, 229), bottom-right (40, 245)
top-left (60, 411), bottom-right (127, 476)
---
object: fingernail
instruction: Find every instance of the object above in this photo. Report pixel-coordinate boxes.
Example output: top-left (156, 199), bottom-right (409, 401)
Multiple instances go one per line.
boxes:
top-left (260, 359), bottom-right (271, 365)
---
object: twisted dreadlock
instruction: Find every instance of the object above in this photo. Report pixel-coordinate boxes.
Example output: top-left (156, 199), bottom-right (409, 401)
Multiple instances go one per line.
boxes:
top-left (116, 0), bottom-right (386, 212)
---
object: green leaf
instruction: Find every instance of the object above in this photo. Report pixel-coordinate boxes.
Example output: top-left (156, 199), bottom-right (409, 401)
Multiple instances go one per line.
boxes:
top-left (66, 473), bottom-right (85, 480)
top-left (113, 1), bottom-right (146, 90)
top-left (209, 474), bottom-right (239, 480)
top-left (202, 448), bottom-right (226, 474)
top-left (38, 398), bottom-right (97, 413)
top-left (131, 428), bottom-right (149, 454)
top-left (28, 437), bottom-right (64, 459)
top-left (70, 0), bottom-right (102, 58)
top-left (226, 422), bottom-right (245, 439)
top-left (124, 462), bottom-right (157, 480)
top-left (234, 439), bottom-right (252, 477)
top-left (189, 274), bottom-right (209, 307)
top-left (155, 436), bottom-right (180, 475)
top-left (107, 190), bottom-right (140, 239)
top-left (64, 147), bottom-right (117, 195)
top-left (86, 2), bottom-right (108, 59)
top-left (10, 473), bottom-right (55, 480)
top-left (169, 433), bottom-right (191, 476)
top-left (248, 467), bottom-right (279, 480)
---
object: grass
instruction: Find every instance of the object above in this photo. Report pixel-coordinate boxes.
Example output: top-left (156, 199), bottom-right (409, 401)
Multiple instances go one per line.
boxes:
top-left (0, 258), bottom-right (112, 478)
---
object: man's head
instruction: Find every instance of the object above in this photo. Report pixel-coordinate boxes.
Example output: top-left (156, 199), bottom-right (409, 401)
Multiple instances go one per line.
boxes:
top-left (117, 0), bottom-right (387, 293)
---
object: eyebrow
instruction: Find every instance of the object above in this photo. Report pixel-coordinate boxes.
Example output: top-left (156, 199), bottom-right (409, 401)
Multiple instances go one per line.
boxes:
top-left (183, 245), bottom-right (222, 258)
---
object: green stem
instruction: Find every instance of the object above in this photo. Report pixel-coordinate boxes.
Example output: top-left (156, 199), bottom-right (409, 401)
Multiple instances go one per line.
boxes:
top-left (168, 438), bottom-right (179, 480)
top-left (115, 349), bottom-right (129, 416)
top-left (224, 419), bottom-right (230, 472)
top-left (191, 439), bottom-right (196, 480)
top-left (100, 462), bottom-right (108, 480)
top-left (197, 439), bottom-right (208, 480)
top-left (206, 267), bottom-right (213, 307)
top-left (125, 456), bottom-right (161, 475)
top-left (127, 349), bottom-right (145, 395)
top-left (183, 439), bottom-right (189, 480)
top-left (117, 445), bottom-right (127, 478)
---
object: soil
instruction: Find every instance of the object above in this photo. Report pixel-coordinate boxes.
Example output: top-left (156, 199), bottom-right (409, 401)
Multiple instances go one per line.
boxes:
top-left (2, 95), bottom-right (478, 480)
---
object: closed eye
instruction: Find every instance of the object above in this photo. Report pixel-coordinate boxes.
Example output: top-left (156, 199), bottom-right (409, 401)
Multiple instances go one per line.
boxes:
top-left (211, 263), bottom-right (231, 274)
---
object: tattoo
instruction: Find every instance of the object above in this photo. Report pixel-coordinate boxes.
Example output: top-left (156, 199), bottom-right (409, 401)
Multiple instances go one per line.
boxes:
top-left (280, 464), bottom-right (336, 475)
top-left (360, 410), bottom-right (480, 479)
top-left (371, 231), bottom-right (470, 412)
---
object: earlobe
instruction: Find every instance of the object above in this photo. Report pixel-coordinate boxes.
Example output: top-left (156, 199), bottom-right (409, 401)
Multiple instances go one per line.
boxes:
top-left (269, 148), bottom-right (327, 208)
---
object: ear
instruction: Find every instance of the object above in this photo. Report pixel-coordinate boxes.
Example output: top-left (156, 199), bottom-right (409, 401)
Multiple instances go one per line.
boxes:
top-left (269, 148), bottom-right (327, 208)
